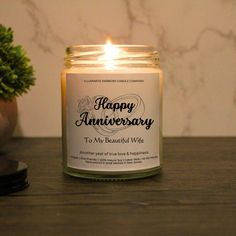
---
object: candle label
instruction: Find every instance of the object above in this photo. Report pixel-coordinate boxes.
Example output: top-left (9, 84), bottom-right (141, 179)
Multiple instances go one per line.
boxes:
top-left (65, 73), bottom-right (161, 172)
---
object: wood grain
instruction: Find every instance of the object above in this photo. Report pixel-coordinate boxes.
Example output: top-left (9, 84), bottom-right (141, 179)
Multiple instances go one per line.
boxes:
top-left (0, 138), bottom-right (236, 236)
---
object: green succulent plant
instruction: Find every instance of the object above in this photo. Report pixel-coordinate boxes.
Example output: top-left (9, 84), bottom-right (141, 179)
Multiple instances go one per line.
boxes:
top-left (0, 24), bottom-right (35, 100)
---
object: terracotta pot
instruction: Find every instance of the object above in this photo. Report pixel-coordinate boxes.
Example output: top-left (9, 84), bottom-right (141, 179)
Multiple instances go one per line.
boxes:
top-left (0, 98), bottom-right (17, 148)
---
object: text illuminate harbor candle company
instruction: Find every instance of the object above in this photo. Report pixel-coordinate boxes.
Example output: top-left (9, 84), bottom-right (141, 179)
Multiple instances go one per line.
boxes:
top-left (61, 40), bottom-right (163, 180)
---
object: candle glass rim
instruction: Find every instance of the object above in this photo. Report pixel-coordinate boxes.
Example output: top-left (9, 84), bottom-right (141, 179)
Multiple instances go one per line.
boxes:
top-left (66, 45), bottom-right (158, 54)
top-left (65, 44), bottom-right (159, 68)
top-left (67, 44), bottom-right (156, 48)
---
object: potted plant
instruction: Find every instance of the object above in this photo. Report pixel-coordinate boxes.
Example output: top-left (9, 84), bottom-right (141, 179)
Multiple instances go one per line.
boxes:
top-left (0, 24), bottom-right (35, 147)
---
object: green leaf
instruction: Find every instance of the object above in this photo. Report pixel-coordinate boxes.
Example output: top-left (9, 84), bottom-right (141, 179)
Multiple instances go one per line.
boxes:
top-left (0, 24), bottom-right (35, 100)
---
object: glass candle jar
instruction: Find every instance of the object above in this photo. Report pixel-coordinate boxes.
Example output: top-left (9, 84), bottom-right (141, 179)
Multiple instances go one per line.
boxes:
top-left (61, 43), bottom-right (163, 180)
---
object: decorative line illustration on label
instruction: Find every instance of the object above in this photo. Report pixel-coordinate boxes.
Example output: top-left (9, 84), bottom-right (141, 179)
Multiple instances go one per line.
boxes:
top-left (75, 94), bottom-right (155, 136)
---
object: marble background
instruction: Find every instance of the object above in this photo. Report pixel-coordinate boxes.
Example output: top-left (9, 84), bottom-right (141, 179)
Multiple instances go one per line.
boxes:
top-left (1, 0), bottom-right (236, 137)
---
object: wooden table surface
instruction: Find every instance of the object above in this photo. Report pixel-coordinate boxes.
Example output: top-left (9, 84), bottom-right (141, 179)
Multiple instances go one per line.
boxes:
top-left (0, 138), bottom-right (236, 236)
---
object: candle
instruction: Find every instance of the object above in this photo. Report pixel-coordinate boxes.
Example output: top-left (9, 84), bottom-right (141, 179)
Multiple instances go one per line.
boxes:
top-left (61, 40), bottom-right (163, 180)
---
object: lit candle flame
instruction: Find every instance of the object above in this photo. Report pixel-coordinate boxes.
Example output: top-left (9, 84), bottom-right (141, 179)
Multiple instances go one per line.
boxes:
top-left (101, 39), bottom-right (120, 69)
